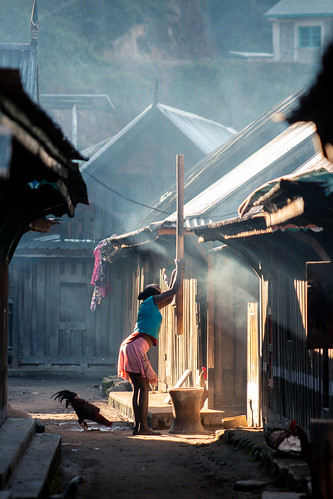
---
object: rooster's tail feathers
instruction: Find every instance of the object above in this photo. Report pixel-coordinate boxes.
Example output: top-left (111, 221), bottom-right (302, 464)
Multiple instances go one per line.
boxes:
top-left (51, 390), bottom-right (78, 404)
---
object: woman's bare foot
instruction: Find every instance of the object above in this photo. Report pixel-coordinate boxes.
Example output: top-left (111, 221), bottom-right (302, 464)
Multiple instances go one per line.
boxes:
top-left (136, 428), bottom-right (161, 436)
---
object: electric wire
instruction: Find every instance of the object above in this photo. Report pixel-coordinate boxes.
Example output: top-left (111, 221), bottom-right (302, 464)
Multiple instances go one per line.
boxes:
top-left (83, 171), bottom-right (241, 221)
top-left (83, 170), bottom-right (172, 215)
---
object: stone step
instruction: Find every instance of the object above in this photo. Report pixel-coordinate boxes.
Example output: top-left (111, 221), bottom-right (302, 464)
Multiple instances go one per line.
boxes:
top-left (0, 492), bottom-right (13, 499)
top-left (5, 433), bottom-right (61, 499)
top-left (0, 419), bottom-right (36, 488)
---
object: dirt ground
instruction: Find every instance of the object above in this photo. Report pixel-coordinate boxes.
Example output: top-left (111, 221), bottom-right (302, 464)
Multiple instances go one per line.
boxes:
top-left (7, 375), bottom-right (283, 499)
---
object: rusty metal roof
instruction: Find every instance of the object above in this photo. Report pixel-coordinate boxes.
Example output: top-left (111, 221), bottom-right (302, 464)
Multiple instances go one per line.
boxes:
top-left (192, 153), bottom-right (333, 243)
top-left (239, 152), bottom-right (333, 217)
top-left (101, 132), bottom-right (331, 261)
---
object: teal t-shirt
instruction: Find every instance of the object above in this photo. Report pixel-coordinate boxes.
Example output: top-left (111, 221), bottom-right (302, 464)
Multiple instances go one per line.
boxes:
top-left (133, 296), bottom-right (162, 342)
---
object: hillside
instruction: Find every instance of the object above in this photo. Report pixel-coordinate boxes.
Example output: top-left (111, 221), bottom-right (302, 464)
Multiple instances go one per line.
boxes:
top-left (0, 0), bottom-right (318, 149)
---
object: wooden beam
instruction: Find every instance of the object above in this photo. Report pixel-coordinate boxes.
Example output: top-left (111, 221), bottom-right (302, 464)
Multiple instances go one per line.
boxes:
top-left (176, 154), bottom-right (184, 335)
top-left (157, 227), bottom-right (194, 236)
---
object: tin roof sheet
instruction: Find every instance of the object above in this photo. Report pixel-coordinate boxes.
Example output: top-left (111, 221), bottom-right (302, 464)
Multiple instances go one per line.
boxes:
top-left (16, 234), bottom-right (96, 251)
top-left (157, 104), bottom-right (236, 155)
top-left (139, 91), bottom-right (303, 228)
top-left (80, 102), bottom-right (235, 174)
top-left (165, 122), bottom-right (316, 224)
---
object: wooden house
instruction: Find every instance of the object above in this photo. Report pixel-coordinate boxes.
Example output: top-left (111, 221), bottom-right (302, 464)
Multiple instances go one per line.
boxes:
top-left (93, 92), bottom-right (324, 418)
top-left (0, 68), bottom-right (88, 425)
top-left (194, 155), bottom-right (333, 427)
top-left (0, 0), bottom-right (39, 102)
top-left (191, 38), bottom-right (333, 429)
top-left (9, 93), bottom-right (235, 374)
top-left (265, 0), bottom-right (333, 63)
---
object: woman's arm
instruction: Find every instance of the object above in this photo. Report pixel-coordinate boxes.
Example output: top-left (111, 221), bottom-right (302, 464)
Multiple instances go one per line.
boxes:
top-left (153, 259), bottom-right (184, 310)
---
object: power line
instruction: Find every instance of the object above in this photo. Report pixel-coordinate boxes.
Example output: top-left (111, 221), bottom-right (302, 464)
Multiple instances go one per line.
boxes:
top-left (83, 171), bottom-right (241, 221)
top-left (83, 170), bottom-right (172, 215)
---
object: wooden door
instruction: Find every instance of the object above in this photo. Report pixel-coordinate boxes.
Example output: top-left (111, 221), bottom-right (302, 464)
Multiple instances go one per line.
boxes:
top-left (58, 282), bottom-right (87, 358)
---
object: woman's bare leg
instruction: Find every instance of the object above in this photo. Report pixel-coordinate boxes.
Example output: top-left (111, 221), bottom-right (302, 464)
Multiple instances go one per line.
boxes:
top-left (129, 374), bottom-right (140, 435)
top-left (129, 373), bottom-right (160, 435)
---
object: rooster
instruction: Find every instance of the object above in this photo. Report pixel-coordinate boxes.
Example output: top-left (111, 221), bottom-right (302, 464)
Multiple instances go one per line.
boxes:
top-left (264, 420), bottom-right (311, 462)
top-left (51, 390), bottom-right (112, 431)
top-left (198, 367), bottom-right (208, 410)
top-left (289, 420), bottom-right (311, 463)
top-left (263, 421), bottom-right (298, 453)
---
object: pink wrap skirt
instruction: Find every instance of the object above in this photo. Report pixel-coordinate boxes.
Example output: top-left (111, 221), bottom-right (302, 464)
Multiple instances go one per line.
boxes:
top-left (118, 335), bottom-right (157, 383)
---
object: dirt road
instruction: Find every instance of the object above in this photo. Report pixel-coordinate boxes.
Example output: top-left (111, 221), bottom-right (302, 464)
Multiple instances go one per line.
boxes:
top-left (7, 375), bottom-right (279, 498)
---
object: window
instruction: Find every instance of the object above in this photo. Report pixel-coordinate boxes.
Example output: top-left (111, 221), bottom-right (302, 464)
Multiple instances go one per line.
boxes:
top-left (298, 26), bottom-right (321, 48)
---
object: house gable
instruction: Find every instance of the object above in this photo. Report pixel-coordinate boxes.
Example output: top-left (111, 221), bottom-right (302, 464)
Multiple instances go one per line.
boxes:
top-left (77, 101), bottom-right (235, 237)
top-left (265, 0), bottom-right (333, 62)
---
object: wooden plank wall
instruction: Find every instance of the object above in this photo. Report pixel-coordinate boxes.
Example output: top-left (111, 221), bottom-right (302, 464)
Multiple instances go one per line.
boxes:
top-left (261, 259), bottom-right (333, 428)
top-left (158, 271), bottom-right (199, 391)
top-left (212, 251), bottom-right (257, 411)
top-left (10, 255), bottom-right (123, 370)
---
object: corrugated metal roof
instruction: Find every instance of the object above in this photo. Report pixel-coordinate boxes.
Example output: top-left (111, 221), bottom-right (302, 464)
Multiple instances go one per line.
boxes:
top-left (100, 145), bottom-right (331, 260)
top-left (97, 94), bottom-right (320, 260)
top-left (157, 104), bottom-right (236, 155)
top-left (191, 153), bottom-right (333, 243)
top-left (80, 102), bottom-right (235, 174)
top-left (0, 43), bottom-right (38, 101)
top-left (165, 122), bottom-right (316, 224)
top-left (265, 0), bottom-right (333, 17)
top-left (139, 91), bottom-right (303, 228)
top-left (16, 234), bottom-right (96, 251)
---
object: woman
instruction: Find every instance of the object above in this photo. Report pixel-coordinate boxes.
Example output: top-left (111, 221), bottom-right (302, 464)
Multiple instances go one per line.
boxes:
top-left (118, 259), bottom-right (183, 435)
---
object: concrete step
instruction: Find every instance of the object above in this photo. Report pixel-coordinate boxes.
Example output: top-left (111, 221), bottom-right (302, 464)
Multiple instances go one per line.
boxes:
top-left (0, 419), bottom-right (36, 488)
top-left (5, 433), bottom-right (61, 499)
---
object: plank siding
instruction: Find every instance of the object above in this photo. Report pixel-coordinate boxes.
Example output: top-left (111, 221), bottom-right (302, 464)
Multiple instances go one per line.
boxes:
top-left (10, 256), bottom-right (121, 369)
top-left (212, 251), bottom-right (256, 411)
top-left (261, 250), bottom-right (333, 428)
top-left (158, 266), bottom-right (199, 391)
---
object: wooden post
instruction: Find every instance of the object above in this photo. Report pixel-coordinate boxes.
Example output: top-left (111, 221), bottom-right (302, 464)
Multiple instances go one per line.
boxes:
top-left (310, 419), bottom-right (333, 498)
top-left (0, 250), bottom-right (8, 425)
top-left (176, 154), bottom-right (184, 335)
top-left (207, 246), bottom-right (215, 408)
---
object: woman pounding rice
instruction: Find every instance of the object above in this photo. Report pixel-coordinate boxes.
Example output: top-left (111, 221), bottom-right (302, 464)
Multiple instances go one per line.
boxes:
top-left (118, 259), bottom-right (184, 435)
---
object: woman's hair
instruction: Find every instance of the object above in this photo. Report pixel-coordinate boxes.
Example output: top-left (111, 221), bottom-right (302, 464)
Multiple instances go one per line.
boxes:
top-left (138, 284), bottom-right (161, 301)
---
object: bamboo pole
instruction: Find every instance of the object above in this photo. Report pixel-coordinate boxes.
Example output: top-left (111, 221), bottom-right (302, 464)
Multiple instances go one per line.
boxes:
top-left (176, 154), bottom-right (184, 335)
